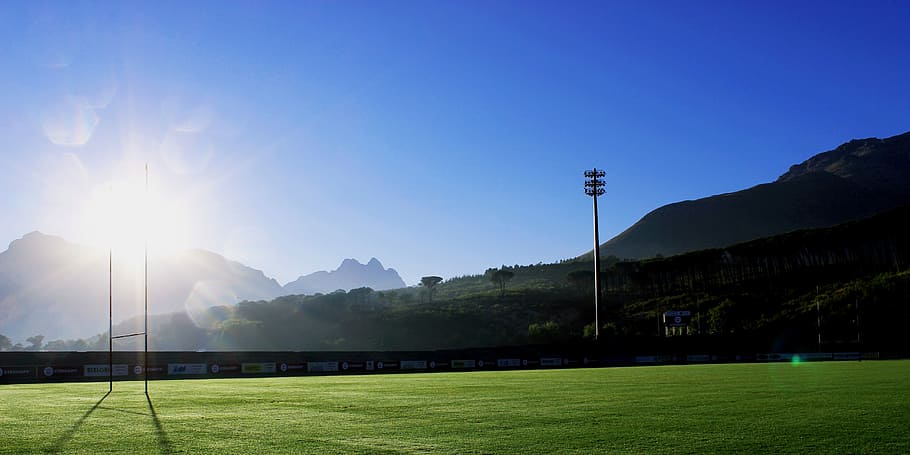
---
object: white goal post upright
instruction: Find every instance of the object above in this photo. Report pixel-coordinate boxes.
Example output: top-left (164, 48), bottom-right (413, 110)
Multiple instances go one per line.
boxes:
top-left (108, 164), bottom-right (149, 396)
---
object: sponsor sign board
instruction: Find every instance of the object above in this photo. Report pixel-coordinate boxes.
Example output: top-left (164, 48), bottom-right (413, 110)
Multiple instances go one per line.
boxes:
top-left (799, 353), bottom-right (832, 361)
top-left (307, 361), bottom-right (339, 373)
top-left (497, 359), bottom-right (521, 368)
top-left (451, 360), bottom-right (476, 369)
top-left (833, 352), bottom-right (861, 360)
top-left (663, 310), bottom-right (692, 327)
top-left (211, 364), bottom-right (241, 374)
top-left (634, 356), bottom-right (671, 364)
top-left (540, 358), bottom-right (563, 367)
top-left (400, 360), bottom-right (427, 370)
top-left (279, 363), bottom-right (304, 373)
top-left (168, 363), bottom-right (207, 375)
top-left (757, 353), bottom-right (793, 362)
top-left (84, 364), bottom-right (129, 377)
top-left (365, 361), bottom-right (375, 371)
top-left (242, 363), bottom-right (277, 374)
top-left (686, 355), bottom-right (711, 362)
top-left (0, 367), bottom-right (32, 379)
top-left (43, 366), bottom-right (81, 378)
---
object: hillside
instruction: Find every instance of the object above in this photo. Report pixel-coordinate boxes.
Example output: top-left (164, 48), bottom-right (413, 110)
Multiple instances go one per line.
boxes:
top-left (595, 131), bottom-right (910, 260)
top-left (34, 206), bottom-right (909, 353)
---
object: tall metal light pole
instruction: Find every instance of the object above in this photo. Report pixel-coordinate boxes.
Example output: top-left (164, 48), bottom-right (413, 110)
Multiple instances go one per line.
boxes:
top-left (584, 168), bottom-right (605, 340)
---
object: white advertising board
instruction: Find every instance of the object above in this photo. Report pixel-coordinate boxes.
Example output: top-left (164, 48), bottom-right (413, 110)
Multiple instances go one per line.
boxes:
top-left (168, 363), bottom-right (207, 375)
top-left (84, 364), bottom-right (129, 377)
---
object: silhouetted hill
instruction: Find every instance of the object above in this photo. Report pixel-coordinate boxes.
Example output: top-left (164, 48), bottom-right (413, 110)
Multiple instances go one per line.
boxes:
top-left (283, 258), bottom-right (406, 295)
top-left (595, 131), bottom-right (910, 260)
top-left (0, 232), bottom-right (284, 341)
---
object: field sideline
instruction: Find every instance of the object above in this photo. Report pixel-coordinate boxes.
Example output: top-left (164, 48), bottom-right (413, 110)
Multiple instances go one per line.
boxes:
top-left (1, 361), bottom-right (907, 454)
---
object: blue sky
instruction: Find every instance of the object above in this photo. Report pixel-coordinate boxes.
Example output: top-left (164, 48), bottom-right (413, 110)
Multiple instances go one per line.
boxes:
top-left (1, 1), bottom-right (909, 285)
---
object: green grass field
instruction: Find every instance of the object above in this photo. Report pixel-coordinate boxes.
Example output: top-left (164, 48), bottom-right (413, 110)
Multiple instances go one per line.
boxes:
top-left (1, 361), bottom-right (908, 454)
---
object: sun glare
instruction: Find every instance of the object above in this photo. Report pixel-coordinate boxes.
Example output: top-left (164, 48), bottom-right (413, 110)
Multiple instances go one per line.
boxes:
top-left (82, 175), bottom-right (193, 257)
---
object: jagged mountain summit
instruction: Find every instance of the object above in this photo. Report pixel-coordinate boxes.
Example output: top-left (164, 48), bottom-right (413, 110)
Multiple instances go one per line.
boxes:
top-left (283, 257), bottom-right (407, 296)
top-left (593, 131), bottom-right (910, 260)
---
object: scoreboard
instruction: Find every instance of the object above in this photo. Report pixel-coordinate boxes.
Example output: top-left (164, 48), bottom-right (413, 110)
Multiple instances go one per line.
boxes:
top-left (663, 310), bottom-right (692, 327)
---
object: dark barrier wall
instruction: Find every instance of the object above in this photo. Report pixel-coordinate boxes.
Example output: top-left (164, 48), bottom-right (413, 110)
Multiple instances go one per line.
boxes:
top-left (0, 344), bottom-right (895, 385)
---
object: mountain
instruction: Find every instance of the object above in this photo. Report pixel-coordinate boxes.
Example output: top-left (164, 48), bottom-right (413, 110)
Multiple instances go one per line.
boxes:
top-left (595, 131), bottom-right (910, 260)
top-left (0, 232), bottom-right (284, 341)
top-left (283, 258), bottom-right (407, 295)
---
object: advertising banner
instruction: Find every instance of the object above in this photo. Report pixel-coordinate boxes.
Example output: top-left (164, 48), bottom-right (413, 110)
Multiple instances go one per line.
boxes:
top-left (685, 355), bottom-right (711, 362)
top-left (0, 367), bottom-right (33, 379)
top-left (167, 363), bottom-right (207, 375)
top-left (242, 363), bottom-right (277, 374)
top-left (278, 363), bottom-right (304, 373)
top-left (400, 360), bottom-right (427, 370)
top-left (833, 352), bottom-right (861, 360)
top-left (42, 366), bottom-right (81, 378)
top-left (540, 358), bottom-right (564, 367)
top-left (307, 361), bottom-right (339, 373)
top-left (210, 364), bottom-right (241, 374)
top-left (84, 364), bottom-right (129, 377)
top-left (497, 359), bottom-right (521, 368)
top-left (451, 360), bottom-right (476, 369)
top-left (799, 353), bottom-right (833, 361)
top-left (634, 356), bottom-right (671, 364)
top-left (134, 365), bottom-right (166, 376)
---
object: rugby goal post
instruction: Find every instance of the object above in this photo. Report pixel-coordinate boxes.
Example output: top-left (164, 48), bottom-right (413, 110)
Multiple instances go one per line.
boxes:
top-left (108, 164), bottom-right (149, 396)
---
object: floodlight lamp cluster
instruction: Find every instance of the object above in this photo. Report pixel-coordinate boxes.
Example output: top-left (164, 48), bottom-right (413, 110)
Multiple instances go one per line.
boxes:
top-left (584, 169), bottom-right (606, 197)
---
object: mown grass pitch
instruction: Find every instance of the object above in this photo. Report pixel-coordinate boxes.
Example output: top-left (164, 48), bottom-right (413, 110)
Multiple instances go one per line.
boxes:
top-left (1, 361), bottom-right (908, 454)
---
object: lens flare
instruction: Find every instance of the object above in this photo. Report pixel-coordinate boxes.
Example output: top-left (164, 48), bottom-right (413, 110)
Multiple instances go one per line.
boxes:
top-left (42, 96), bottom-right (99, 146)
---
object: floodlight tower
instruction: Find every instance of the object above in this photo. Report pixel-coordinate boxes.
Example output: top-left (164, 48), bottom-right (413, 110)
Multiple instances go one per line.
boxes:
top-left (584, 168), bottom-right (605, 340)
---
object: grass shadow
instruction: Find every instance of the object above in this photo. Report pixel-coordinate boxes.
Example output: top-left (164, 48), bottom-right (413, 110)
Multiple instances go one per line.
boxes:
top-left (44, 391), bottom-right (110, 454)
top-left (146, 394), bottom-right (175, 454)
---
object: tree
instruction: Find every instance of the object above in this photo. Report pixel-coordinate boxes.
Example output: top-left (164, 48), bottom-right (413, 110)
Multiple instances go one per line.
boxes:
top-left (26, 335), bottom-right (44, 351)
top-left (420, 276), bottom-right (443, 303)
top-left (43, 339), bottom-right (68, 351)
top-left (489, 268), bottom-right (514, 296)
top-left (528, 321), bottom-right (563, 344)
top-left (566, 270), bottom-right (595, 294)
top-left (0, 333), bottom-right (11, 351)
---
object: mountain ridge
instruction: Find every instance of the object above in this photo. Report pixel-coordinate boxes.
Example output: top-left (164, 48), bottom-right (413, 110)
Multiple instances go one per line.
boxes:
top-left (592, 131), bottom-right (910, 260)
top-left (0, 232), bottom-right (405, 341)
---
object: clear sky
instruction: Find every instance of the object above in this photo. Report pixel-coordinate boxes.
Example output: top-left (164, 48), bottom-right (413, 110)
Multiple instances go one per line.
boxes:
top-left (1, 1), bottom-right (908, 285)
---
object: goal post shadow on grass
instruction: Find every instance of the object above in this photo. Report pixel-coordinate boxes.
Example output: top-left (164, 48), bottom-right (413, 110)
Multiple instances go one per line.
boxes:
top-left (47, 392), bottom-right (172, 453)
top-left (47, 391), bottom-right (111, 453)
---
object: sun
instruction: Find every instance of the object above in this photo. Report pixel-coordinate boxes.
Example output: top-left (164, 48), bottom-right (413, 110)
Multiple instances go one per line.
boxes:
top-left (82, 172), bottom-right (194, 257)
